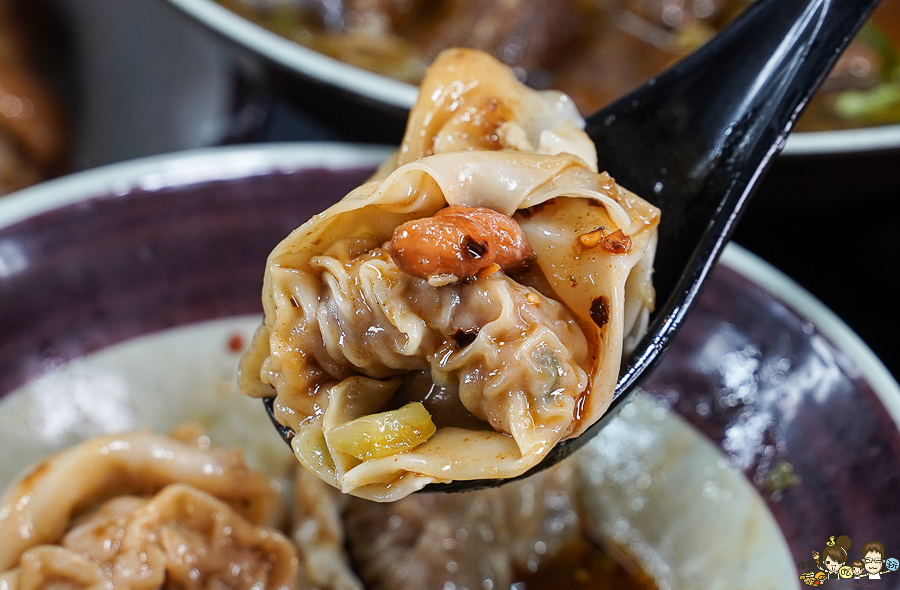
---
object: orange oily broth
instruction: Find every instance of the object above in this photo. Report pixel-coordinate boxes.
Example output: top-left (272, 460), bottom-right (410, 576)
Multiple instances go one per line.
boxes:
top-left (512, 535), bottom-right (658, 590)
top-left (342, 456), bottom-right (659, 590)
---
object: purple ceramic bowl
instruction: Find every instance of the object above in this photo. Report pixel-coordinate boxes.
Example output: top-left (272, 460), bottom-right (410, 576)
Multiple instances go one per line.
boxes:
top-left (0, 144), bottom-right (898, 583)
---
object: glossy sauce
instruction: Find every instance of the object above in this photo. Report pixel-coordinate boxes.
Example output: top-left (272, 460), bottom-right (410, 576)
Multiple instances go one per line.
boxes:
top-left (513, 534), bottom-right (657, 590)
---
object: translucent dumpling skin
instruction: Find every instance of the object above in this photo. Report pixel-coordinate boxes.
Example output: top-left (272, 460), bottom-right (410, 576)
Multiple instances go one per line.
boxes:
top-left (241, 49), bottom-right (660, 501)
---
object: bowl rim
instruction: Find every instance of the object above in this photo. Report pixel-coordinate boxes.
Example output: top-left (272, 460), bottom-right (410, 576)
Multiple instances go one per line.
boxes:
top-left (161, 0), bottom-right (900, 157)
top-left (3, 141), bottom-right (898, 429)
top-left (162, 0), bottom-right (419, 108)
top-left (0, 142), bottom-right (393, 229)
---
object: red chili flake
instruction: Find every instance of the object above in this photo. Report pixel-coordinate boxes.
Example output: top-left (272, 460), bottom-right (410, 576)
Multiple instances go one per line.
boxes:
top-left (227, 333), bottom-right (245, 353)
top-left (517, 199), bottom-right (554, 219)
top-left (463, 235), bottom-right (489, 259)
top-left (602, 229), bottom-right (632, 254)
top-left (452, 328), bottom-right (479, 348)
top-left (590, 296), bottom-right (610, 328)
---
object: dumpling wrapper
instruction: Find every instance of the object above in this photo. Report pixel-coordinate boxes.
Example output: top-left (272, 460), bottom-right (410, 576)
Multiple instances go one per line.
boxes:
top-left (0, 433), bottom-right (298, 588)
top-left (241, 49), bottom-right (660, 502)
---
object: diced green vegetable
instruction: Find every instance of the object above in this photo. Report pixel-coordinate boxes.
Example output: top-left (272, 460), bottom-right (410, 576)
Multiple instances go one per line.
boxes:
top-left (328, 402), bottom-right (437, 461)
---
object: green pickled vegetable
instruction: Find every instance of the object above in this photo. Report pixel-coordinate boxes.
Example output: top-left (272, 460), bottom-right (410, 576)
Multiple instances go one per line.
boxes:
top-left (328, 402), bottom-right (437, 461)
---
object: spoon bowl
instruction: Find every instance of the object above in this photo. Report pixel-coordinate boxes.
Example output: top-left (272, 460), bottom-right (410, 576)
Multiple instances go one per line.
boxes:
top-left (263, 0), bottom-right (883, 492)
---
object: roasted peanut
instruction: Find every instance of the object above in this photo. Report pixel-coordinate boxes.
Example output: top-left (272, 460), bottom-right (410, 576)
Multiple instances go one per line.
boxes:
top-left (578, 226), bottom-right (632, 254)
top-left (387, 205), bottom-right (534, 281)
top-left (578, 227), bottom-right (607, 249)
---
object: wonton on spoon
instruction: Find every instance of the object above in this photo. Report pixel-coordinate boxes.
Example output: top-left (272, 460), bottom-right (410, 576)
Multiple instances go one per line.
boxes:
top-left (241, 49), bottom-right (660, 501)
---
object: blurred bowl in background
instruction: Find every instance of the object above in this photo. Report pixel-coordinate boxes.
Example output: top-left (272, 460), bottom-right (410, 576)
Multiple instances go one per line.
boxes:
top-left (0, 0), bottom-right (72, 195)
top-left (0, 144), bottom-right (898, 584)
top-left (159, 0), bottom-right (900, 156)
top-left (25, 0), bottom-right (272, 174)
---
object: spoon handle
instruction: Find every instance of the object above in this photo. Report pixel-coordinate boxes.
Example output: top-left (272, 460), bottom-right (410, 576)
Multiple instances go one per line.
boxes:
top-left (585, 0), bottom-right (882, 406)
top-left (420, 0), bottom-right (883, 492)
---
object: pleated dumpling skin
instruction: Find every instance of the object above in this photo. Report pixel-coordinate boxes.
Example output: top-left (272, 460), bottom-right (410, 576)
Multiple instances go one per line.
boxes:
top-left (0, 433), bottom-right (300, 590)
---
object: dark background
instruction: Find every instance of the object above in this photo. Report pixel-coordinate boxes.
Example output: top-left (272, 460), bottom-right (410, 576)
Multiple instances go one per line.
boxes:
top-left (734, 152), bottom-right (900, 384)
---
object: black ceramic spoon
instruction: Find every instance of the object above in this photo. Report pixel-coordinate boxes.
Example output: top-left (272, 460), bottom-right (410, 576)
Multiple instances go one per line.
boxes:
top-left (265, 0), bottom-right (882, 491)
